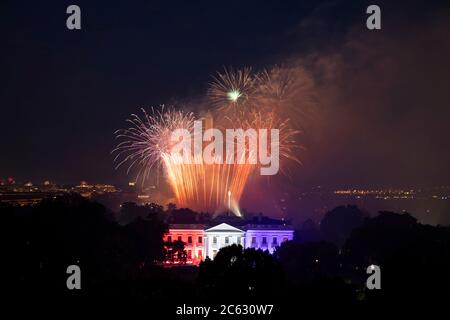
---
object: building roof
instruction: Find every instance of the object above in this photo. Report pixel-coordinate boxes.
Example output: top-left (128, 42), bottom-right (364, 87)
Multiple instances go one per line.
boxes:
top-left (169, 223), bottom-right (206, 230)
top-left (246, 215), bottom-right (286, 225)
top-left (206, 214), bottom-right (292, 230)
top-left (168, 212), bottom-right (293, 231)
top-left (205, 222), bottom-right (245, 233)
top-left (244, 215), bottom-right (292, 230)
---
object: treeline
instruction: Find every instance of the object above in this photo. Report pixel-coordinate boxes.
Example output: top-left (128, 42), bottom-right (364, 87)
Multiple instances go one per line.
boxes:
top-left (2, 195), bottom-right (449, 311)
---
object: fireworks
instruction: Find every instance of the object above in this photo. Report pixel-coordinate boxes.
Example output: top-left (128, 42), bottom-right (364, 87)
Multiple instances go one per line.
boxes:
top-left (113, 107), bottom-right (195, 184)
top-left (114, 66), bottom-right (308, 216)
top-left (227, 90), bottom-right (242, 102)
top-left (212, 66), bottom-right (304, 169)
top-left (113, 109), bottom-right (261, 215)
top-left (207, 67), bottom-right (254, 110)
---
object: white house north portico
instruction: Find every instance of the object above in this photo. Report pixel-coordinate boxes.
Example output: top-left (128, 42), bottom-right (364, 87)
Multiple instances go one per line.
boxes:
top-left (204, 223), bottom-right (245, 259)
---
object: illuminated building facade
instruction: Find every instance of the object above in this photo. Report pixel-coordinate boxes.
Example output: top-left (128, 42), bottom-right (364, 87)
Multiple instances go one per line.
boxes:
top-left (243, 215), bottom-right (294, 254)
top-left (163, 224), bottom-right (205, 264)
top-left (163, 215), bottom-right (294, 265)
top-left (204, 223), bottom-right (245, 259)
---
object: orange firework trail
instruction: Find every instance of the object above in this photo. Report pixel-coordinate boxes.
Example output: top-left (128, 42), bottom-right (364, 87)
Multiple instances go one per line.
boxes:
top-left (161, 153), bottom-right (254, 215)
top-left (114, 66), bottom-right (306, 216)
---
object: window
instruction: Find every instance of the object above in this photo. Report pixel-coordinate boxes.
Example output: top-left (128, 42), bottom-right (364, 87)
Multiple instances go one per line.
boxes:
top-left (213, 237), bottom-right (217, 244)
top-left (188, 236), bottom-right (192, 244)
top-left (198, 250), bottom-right (203, 258)
top-left (178, 236), bottom-right (182, 242)
top-left (167, 236), bottom-right (172, 242)
top-left (198, 236), bottom-right (202, 243)
top-left (187, 250), bottom-right (192, 259)
top-left (262, 237), bottom-right (267, 245)
top-left (251, 237), bottom-right (256, 244)
top-left (272, 237), bottom-right (278, 245)
top-left (225, 237), bottom-right (229, 244)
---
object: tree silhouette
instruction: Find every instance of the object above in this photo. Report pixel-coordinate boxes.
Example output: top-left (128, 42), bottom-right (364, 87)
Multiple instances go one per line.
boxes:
top-left (3, 198), bottom-right (450, 307)
top-left (198, 244), bottom-right (283, 301)
top-left (275, 240), bottom-right (340, 284)
top-left (342, 211), bottom-right (450, 303)
top-left (118, 202), bottom-right (164, 225)
top-left (166, 202), bottom-right (177, 212)
top-left (320, 205), bottom-right (366, 247)
top-left (123, 216), bottom-right (168, 268)
top-left (2, 194), bottom-right (168, 303)
top-left (164, 240), bottom-right (187, 264)
top-left (298, 218), bottom-right (322, 242)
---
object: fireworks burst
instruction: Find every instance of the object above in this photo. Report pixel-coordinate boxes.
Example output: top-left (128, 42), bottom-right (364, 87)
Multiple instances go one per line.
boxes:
top-left (114, 66), bottom-right (311, 216)
top-left (113, 107), bottom-right (253, 215)
top-left (207, 67), bottom-right (255, 110)
top-left (246, 111), bottom-right (301, 164)
top-left (214, 66), bottom-right (304, 168)
top-left (254, 66), bottom-right (296, 106)
top-left (113, 107), bottom-right (195, 185)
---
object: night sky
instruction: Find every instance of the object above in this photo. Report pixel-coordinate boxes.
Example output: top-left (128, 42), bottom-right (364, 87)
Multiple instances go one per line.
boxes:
top-left (1, 0), bottom-right (449, 191)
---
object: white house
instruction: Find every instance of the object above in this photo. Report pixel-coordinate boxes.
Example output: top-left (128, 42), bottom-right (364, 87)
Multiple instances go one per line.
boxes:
top-left (164, 214), bottom-right (295, 264)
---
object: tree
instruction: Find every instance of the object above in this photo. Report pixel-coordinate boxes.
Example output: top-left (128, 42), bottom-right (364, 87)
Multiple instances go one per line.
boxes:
top-left (164, 240), bottom-right (187, 264)
top-left (2, 194), bottom-right (169, 303)
top-left (166, 202), bottom-right (177, 212)
top-left (2, 194), bottom-right (133, 297)
top-left (342, 211), bottom-right (450, 303)
top-left (118, 202), bottom-right (165, 225)
top-left (298, 219), bottom-right (322, 242)
top-left (198, 245), bottom-right (283, 301)
top-left (146, 202), bottom-right (165, 220)
top-left (342, 211), bottom-right (418, 266)
top-left (320, 205), bottom-right (366, 247)
top-left (275, 240), bottom-right (340, 284)
top-left (123, 216), bottom-right (168, 267)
